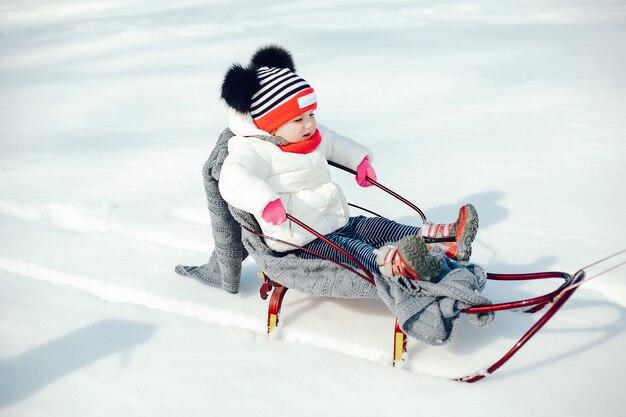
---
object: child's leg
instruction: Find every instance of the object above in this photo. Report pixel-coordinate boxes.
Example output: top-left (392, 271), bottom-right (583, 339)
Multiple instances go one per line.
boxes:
top-left (298, 232), bottom-right (379, 274)
top-left (345, 215), bottom-right (421, 248)
top-left (294, 216), bottom-right (421, 275)
top-left (419, 204), bottom-right (479, 261)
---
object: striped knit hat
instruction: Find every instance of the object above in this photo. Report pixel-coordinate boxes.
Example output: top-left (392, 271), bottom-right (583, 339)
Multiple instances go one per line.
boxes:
top-left (221, 45), bottom-right (318, 133)
top-left (250, 67), bottom-right (317, 132)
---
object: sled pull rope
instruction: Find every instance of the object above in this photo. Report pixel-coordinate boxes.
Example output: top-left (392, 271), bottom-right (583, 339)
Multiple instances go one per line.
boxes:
top-left (463, 249), bottom-right (626, 315)
top-left (557, 249), bottom-right (626, 298)
top-left (578, 248), bottom-right (626, 271)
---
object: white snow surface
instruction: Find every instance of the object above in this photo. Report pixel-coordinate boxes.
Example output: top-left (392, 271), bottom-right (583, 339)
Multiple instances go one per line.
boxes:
top-left (1, 0), bottom-right (625, 416)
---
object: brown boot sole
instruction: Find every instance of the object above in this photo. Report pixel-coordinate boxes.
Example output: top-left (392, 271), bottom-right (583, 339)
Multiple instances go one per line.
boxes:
top-left (398, 235), bottom-right (441, 282)
top-left (456, 203), bottom-right (479, 262)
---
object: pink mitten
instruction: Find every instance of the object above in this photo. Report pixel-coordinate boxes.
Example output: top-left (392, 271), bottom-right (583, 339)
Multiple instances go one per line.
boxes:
top-left (356, 156), bottom-right (377, 187)
top-left (262, 198), bottom-right (287, 225)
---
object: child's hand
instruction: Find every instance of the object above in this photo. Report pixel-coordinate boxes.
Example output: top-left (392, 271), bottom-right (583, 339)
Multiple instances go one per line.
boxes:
top-left (262, 199), bottom-right (287, 225)
top-left (356, 156), bottom-right (377, 187)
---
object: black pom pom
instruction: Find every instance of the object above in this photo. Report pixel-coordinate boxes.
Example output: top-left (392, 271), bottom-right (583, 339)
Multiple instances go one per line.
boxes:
top-left (250, 45), bottom-right (295, 71)
top-left (220, 63), bottom-right (260, 112)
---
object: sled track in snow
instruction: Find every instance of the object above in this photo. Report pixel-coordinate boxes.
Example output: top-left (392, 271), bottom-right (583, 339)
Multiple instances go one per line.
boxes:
top-left (0, 256), bottom-right (401, 365)
top-left (4, 253), bottom-right (623, 373)
top-left (0, 201), bottom-right (212, 254)
top-left (0, 256), bottom-right (264, 332)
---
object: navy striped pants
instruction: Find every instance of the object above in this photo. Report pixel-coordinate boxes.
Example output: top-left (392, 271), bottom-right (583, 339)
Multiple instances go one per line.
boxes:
top-left (294, 216), bottom-right (421, 275)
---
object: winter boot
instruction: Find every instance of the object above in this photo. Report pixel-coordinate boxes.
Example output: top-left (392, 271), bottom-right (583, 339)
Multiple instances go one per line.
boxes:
top-left (376, 235), bottom-right (441, 282)
top-left (418, 203), bottom-right (479, 262)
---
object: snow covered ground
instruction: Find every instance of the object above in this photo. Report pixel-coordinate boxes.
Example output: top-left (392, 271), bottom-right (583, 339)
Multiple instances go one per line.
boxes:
top-left (1, 0), bottom-right (625, 416)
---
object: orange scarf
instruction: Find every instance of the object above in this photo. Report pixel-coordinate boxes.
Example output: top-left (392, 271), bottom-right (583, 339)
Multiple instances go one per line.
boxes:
top-left (278, 129), bottom-right (321, 154)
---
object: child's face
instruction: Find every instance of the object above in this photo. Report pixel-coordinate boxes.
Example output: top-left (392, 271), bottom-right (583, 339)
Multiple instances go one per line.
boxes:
top-left (273, 110), bottom-right (317, 143)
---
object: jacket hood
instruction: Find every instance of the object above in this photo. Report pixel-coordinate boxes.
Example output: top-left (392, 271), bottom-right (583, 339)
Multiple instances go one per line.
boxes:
top-left (227, 108), bottom-right (269, 137)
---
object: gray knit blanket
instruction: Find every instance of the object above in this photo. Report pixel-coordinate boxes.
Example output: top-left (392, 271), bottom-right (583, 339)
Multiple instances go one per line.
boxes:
top-left (175, 128), bottom-right (494, 345)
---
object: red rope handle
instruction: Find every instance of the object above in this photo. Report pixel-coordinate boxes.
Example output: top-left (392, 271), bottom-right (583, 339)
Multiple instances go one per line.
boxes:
top-left (328, 160), bottom-right (427, 221)
top-left (286, 214), bottom-right (376, 285)
top-left (240, 221), bottom-right (376, 286)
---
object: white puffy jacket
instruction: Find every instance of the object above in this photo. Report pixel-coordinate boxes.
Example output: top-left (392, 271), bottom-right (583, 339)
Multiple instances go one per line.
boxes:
top-left (219, 110), bottom-right (372, 252)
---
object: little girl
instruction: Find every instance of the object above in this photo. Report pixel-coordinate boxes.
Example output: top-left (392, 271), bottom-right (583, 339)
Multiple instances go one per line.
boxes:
top-left (218, 45), bottom-right (478, 282)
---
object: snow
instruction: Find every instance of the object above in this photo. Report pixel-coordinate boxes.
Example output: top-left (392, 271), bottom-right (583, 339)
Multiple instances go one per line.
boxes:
top-left (1, 0), bottom-right (625, 415)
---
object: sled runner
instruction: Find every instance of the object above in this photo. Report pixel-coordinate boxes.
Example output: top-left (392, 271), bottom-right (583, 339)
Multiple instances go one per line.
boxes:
top-left (257, 265), bottom-right (585, 382)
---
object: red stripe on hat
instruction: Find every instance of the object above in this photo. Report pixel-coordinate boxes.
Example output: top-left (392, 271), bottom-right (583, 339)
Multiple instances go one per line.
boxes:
top-left (253, 87), bottom-right (317, 133)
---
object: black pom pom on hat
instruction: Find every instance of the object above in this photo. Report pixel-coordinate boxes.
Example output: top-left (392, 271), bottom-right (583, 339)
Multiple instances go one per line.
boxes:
top-left (250, 45), bottom-right (296, 71)
top-left (220, 45), bottom-right (317, 132)
top-left (220, 63), bottom-right (260, 114)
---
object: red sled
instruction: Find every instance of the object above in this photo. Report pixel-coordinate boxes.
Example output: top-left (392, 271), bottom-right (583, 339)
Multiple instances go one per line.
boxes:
top-left (244, 161), bottom-right (587, 383)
